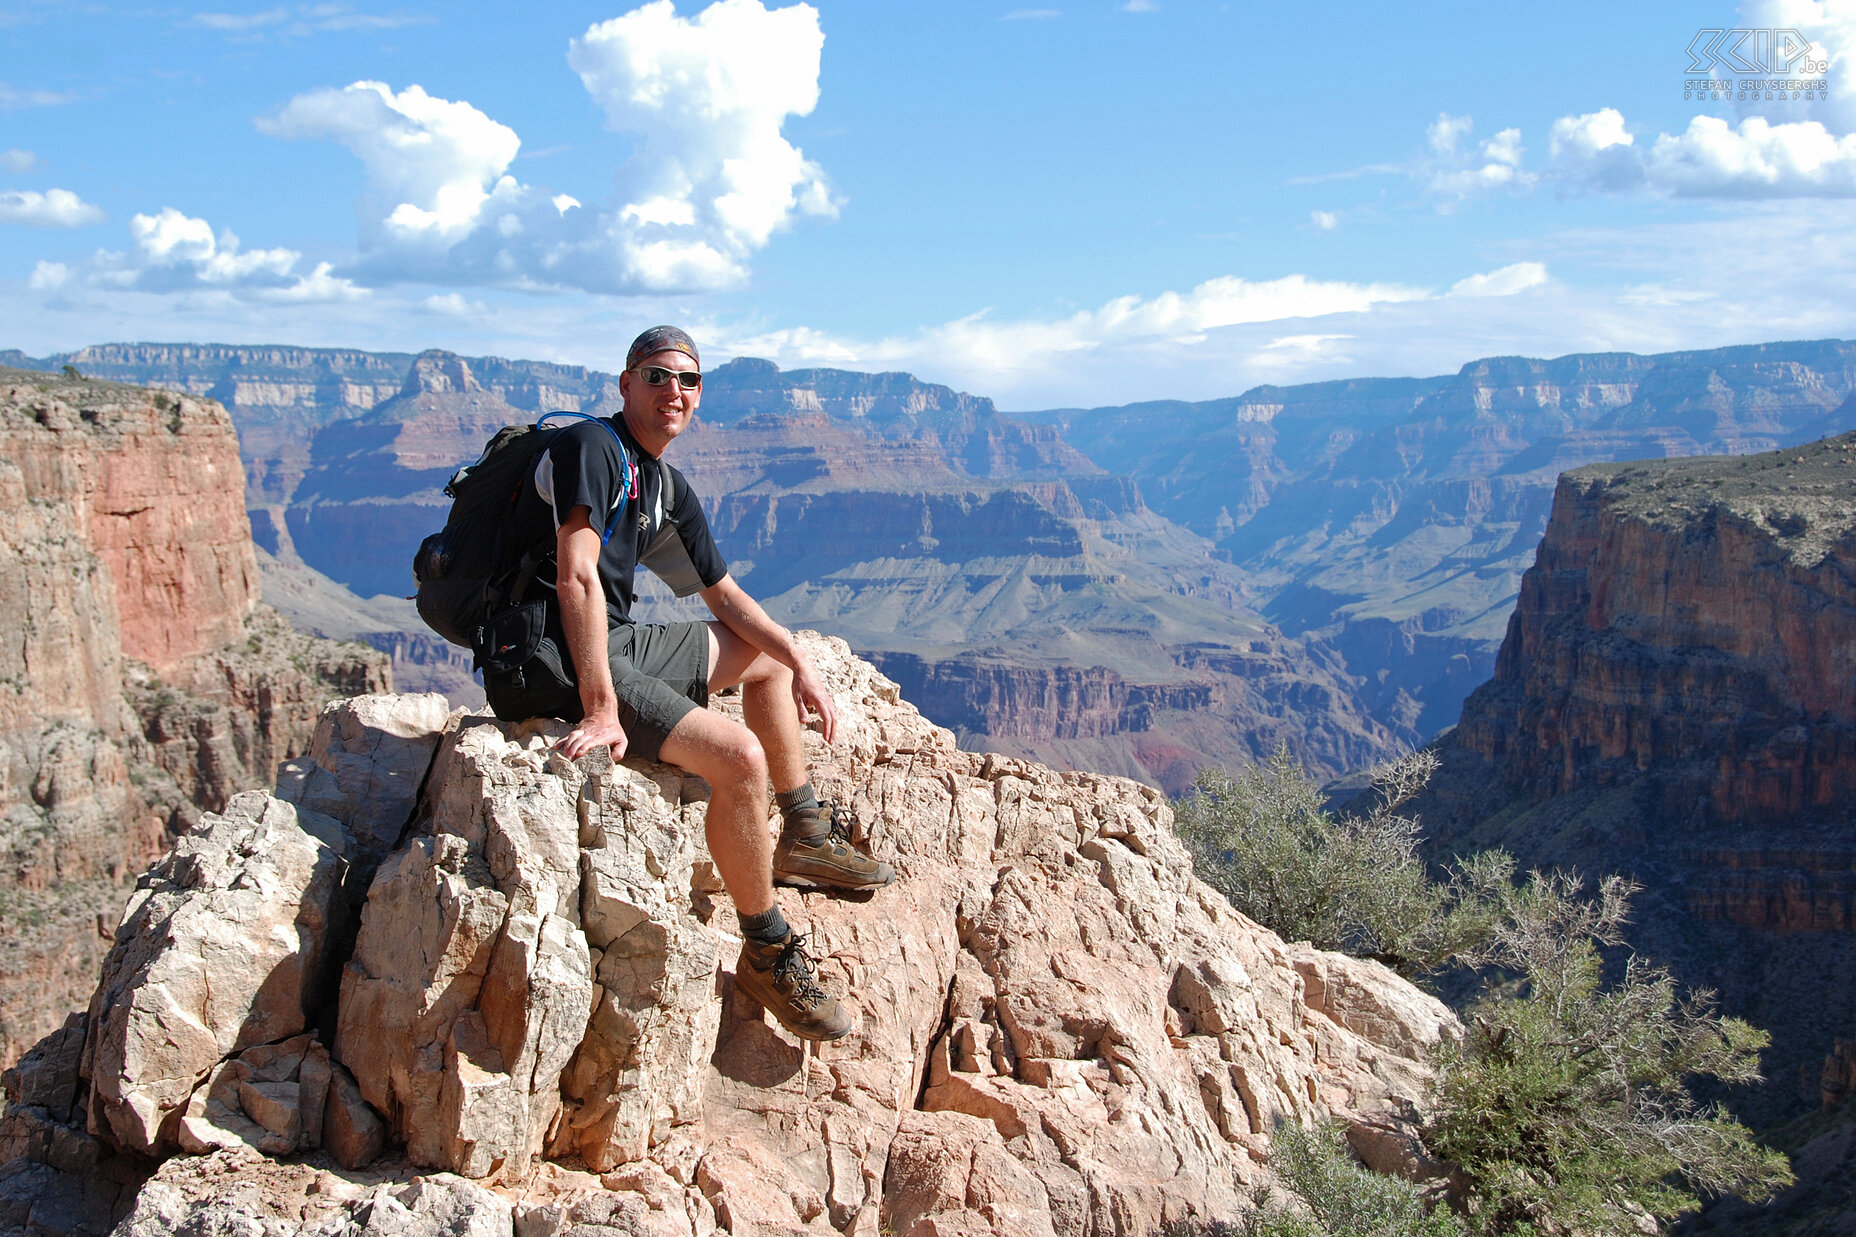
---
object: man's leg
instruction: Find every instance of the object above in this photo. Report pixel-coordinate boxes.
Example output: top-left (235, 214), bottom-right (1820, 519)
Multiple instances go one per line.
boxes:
top-left (658, 704), bottom-right (851, 1041)
top-left (657, 706), bottom-right (776, 917)
top-left (703, 621), bottom-right (806, 793)
top-left (704, 623), bottom-right (894, 891)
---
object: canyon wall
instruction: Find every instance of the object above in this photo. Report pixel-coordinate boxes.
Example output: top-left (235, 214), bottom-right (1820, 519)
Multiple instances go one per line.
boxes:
top-left (1415, 430), bottom-right (1856, 1126)
top-left (0, 368), bottom-right (387, 1071)
top-left (1036, 339), bottom-right (1856, 736)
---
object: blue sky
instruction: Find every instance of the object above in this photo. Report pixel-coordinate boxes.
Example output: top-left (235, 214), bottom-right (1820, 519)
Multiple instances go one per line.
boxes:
top-left (2, 0), bottom-right (1854, 406)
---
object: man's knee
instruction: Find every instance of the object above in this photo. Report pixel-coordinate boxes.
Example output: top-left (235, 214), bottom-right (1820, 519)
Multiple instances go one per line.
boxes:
top-left (665, 711), bottom-right (768, 787)
top-left (750, 654), bottom-right (792, 689)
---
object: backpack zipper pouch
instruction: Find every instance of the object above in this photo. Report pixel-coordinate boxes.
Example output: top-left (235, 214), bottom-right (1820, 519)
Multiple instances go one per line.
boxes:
top-left (473, 599), bottom-right (576, 692)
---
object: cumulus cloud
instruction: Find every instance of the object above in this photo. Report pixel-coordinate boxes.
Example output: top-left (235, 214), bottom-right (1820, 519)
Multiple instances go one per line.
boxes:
top-left (567, 0), bottom-right (836, 288)
top-left (261, 0), bottom-right (835, 294)
top-left (1543, 109), bottom-right (1856, 197)
top-left (1426, 113), bottom-right (1535, 201)
top-left (28, 261), bottom-right (67, 291)
top-left (1310, 209), bottom-right (1339, 230)
top-left (262, 81), bottom-right (522, 244)
top-left (1440, 4), bottom-right (1856, 199)
top-left (75, 206), bottom-right (365, 300)
top-left (0, 188), bottom-right (103, 227)
top-left (1, 148), bottom-right (37, 173)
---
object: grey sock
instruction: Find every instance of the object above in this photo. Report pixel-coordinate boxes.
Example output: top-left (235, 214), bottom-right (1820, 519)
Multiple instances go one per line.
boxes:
top-left (776, 782), bottom-right (827, 841)
top-left (738, 904), bottom-right (790, 946)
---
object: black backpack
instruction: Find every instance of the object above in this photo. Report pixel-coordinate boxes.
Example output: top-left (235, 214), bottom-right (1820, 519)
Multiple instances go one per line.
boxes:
top-left (412, 411), bottom-right (634, 652)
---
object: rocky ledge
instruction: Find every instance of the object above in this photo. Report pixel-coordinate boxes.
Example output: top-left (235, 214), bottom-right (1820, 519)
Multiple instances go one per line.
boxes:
top-left (1, 636), bottom-right (1454, 1237)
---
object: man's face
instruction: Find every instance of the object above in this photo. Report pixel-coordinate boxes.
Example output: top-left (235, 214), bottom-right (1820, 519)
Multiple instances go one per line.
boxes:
top-left (618, 348), bottom-right (701, 449)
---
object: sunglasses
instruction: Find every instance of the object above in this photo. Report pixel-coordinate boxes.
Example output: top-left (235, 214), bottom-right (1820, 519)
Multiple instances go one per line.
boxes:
top-left (633, 365), bottom-right (702, 389)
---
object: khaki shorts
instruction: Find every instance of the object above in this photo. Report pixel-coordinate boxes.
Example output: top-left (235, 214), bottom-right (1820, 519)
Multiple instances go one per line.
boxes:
top-left (483, 616), bottom-right (711, 761)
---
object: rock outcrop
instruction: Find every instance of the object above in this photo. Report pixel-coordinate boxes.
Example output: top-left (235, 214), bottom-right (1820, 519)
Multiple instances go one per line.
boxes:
top-left (2, 636), bottom-right (1456, 1236)
top-left (1416, 431), bottom-right (1856, 1128)
top-left (0, 367), bottom-right (388, 1073)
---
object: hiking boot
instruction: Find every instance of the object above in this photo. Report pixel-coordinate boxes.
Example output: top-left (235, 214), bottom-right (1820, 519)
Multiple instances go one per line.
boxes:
top-left (773, 800), bottom-right (896, 891)
top-left (734, 932), bottom-right (852, 1041)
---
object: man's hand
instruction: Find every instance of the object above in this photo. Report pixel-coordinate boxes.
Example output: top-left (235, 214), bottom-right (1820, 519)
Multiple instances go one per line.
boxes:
top-left (791, 656), bottom-right (837, 746)
top-left (558, 702), bottom-right (628, 762)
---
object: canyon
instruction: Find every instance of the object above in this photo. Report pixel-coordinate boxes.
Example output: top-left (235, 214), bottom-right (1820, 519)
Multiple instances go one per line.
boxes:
top-left (13, 339), bottom-right (1855, 796)
top-left (0, 367), bottom-right (386, 1074)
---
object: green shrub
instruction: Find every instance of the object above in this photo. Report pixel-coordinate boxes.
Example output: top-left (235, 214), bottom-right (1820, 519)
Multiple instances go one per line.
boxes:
top-left (1175, 749), bottom-right (1794, 1234)
top-left (1237, 1121), bottom-right (1466, 1237)
top-left (1426, 871), bottom-right (1793, 1234)
top-left (1175, 746), bottom-right (1499, 975)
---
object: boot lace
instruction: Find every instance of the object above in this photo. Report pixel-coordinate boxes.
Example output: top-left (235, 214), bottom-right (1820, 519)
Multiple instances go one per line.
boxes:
top-left (773, 933), bottom-right (830, 1006)
top-left (818, 800), bottom-right (855, 846)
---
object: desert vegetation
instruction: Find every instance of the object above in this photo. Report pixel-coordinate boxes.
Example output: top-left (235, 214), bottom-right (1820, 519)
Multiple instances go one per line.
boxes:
top-left (1176, 748), bottom-right (1793, 1236)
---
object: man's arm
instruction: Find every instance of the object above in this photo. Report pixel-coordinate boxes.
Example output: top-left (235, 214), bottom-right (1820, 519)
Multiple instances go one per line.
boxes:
top-left (555, 507), bottom-right (627, 761)
top-left (700, 573), bottom-right (837, 745)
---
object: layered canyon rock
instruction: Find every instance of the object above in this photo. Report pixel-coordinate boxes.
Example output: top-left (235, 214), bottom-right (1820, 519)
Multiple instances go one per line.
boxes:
top-left (1033, 340), bottom-right (1856, 738)
top-left (2, 637), bottom-right (1457, 1236)
top-left (0, 367), bottom-right (387, 1073)
top-left (32, 345), bottom-right (1403, 792)
top-left (28, 339), bottom-right (1856, 791)
top-left (1416, 430), bottom-right (1856, 1130)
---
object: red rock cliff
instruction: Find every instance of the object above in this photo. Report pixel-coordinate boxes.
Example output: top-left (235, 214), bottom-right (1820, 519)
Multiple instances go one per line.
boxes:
top-left (1459, 436), bottom-right (1856, 824)
top-left (1419, 432), bottom-right (1856, 1127)
top-left (0, 368), bottom-right (387, 1070)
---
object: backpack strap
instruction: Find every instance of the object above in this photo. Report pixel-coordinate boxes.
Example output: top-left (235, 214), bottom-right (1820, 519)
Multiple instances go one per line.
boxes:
top-left (503, 411), bottom-right (634, 610)
top-left (536, 410), bottom-right (634, 545)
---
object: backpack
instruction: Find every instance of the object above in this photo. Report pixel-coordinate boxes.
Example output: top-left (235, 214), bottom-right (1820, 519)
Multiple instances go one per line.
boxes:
top-left (412, 411), bottom-right (634, 652)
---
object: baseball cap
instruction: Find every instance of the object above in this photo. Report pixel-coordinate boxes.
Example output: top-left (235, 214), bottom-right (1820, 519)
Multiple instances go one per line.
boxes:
top-left (626, 325), bottom-right (700, 370)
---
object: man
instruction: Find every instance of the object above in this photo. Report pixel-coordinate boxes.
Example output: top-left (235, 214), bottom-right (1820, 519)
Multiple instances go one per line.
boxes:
top-left (487, 325), bottom-right (892, 1043)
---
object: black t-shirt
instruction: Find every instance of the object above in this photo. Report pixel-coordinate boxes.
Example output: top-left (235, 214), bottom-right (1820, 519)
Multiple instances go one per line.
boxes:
top-left (519, 415), bottom-right (728, 625)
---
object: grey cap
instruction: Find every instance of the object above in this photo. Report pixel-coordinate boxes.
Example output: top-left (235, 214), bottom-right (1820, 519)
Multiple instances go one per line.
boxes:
top-left (626, 325), bottom-right (700, 370)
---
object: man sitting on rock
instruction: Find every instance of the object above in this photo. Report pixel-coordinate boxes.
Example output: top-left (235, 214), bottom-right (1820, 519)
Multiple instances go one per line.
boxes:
top-left (489, 324), bottom-right (893, 1043)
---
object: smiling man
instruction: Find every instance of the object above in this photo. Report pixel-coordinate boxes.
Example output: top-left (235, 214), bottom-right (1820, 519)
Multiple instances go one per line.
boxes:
top-left (487, 324), bottom-right (894, 1043)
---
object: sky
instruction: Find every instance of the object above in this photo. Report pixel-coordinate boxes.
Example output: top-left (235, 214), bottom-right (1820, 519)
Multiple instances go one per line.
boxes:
top-left (2, 0), bottom-right (1854, 408)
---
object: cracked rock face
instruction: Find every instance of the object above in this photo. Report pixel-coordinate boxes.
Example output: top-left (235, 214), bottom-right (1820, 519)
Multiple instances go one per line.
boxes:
top-left (7, 636), bottom-right (1457, 1236)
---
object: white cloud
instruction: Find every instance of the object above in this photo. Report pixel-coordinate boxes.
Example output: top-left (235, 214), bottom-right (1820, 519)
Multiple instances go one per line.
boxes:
top-left (262, 81), bottom-right (522, 244)
top-left (64, 206), bottom-right (365, 300)
top-left (1448, 261), bottom-right (1549, 298)
top-left (1426, 113), bottom-right (1535, 201)
top-left (1544, 110), bottom-right (1856, 197)
top-left (261, 0), bottom-right (835, 295)
top-left (1455, 5), bottom-right (1856, 199)
top-left (0, 188), bottom-right (103, 227)
top-left (568, 0), bottom-right (836, 286)
top-left (192, 7), bottom-right (291, 29)
top-left (1, 148), bottom-right (37, 173)
top-left (1738, 0), bottom-right (1856, 132)
top-left (717, 265), bottom-right (1552, 402)
top-left (422, 291), bottom-right (488, 316)
top-left (1122, 0), bottom-right (1158, 10)
top-left (190, 5), bottom-right (433, 35)
top-left (1310, 209), bottom-right (1339, 230)
top-left (28, 261), bottom-right (67, 290)
top-left (0, 83), bottom-right (77, 109)
top-left (1646, 115), bottom-right (1856, 195)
